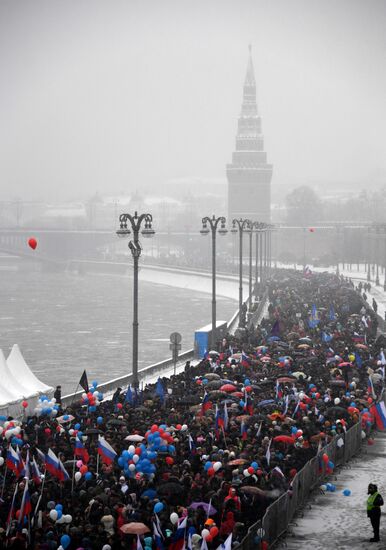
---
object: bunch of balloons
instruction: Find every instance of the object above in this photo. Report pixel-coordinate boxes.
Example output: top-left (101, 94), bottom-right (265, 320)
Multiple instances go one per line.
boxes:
top-left (0, 420), bottom-right (23, 442)
top-left (81, 381), bottom-right (103, 412)
top-left (48, 503), bottom-right (73, 524)
top-left (34, 396), bottom-right (59, 418)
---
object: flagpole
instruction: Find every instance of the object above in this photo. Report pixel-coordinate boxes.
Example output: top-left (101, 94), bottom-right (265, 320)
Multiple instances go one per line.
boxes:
top-left (96, 453), bottom-right (100, 478)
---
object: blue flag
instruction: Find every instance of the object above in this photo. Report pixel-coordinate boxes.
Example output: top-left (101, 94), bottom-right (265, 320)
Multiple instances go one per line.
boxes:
top-left (270, 319), bottom-right (280, 337)
top-left (355, 351), bottom-right (362, 368)
top-left (321, 332), bottom-right (332, 343)
top-left (155, 378), bottom-right (165, 404)
top-left (125, 385), bottom-right (133, 405)
top-left (329, 305), bottom-right (336, 321)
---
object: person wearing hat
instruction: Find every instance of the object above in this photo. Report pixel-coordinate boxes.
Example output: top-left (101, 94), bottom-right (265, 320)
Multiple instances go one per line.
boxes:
top-left (367, 483), bottom-right (384, 542)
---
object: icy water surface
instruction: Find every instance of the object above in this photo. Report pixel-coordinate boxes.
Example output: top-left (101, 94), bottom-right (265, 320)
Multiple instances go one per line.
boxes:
top-left (0, 269), bottom-right (236, 393)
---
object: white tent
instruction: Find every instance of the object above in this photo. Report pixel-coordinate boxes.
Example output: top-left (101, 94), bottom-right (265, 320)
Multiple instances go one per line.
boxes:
top-left (7, 344), bottom-right (53, 395)
top-left (0, 345), bottom-right (54, 418)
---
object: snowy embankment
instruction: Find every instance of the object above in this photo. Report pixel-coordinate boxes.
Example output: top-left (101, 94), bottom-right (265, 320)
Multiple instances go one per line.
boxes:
top-left (281, 433), bottom-right (386, 549)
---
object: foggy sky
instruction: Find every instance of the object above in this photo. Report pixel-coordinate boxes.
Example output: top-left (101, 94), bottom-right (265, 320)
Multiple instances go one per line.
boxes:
top-left (0, 0), bottom-right (385, 202)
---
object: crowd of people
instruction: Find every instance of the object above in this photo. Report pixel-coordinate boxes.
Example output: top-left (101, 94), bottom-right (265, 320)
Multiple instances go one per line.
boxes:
top-left (0, 269), bottom-right (384, 550)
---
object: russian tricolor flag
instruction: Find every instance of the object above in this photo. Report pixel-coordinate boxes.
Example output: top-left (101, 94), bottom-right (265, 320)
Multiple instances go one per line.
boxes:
top-left (241, 421), bottom-right (248, 441)
top-left (200, 391), bottom-right (212, 416)
top-left (169, 516), bottom-right (187, 550)
top-left (98, 436), bottom-right (117, 465)
top-left (75, 439), bottom-right (90, 463)
top-left (152, 521), bottom-right (165, 550)
top-left (6, 446), bottom-right (25, 478)
top-left (241, 351), bottom-right (250, 367)
top-left (372, 402), bottom-right (386, 431)
top-left (18, 482), bottom-right (32, 524)
top-left (45, 449), bottom-right (60, 478)
top-left (58, 459), bottom-right (70, 482)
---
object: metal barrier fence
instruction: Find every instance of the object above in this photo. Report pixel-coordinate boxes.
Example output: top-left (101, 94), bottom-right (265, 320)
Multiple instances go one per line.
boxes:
top-left (234, 422), bottom-right (363, 549)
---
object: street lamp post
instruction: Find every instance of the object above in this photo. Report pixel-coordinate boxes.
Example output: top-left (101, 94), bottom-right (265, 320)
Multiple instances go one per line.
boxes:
top-left (200, 215), bottom-right (227, 350)
top-left (117, 211), bottom-right (155, 388)
top-left (376, 225), bottom-right (380, 285)
top-left (231, 218), bottom-right (252, 327)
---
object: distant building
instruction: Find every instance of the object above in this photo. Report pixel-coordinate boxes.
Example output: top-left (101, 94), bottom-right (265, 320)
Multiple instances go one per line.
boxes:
top-left (227, 46), bottom-right (273, 223)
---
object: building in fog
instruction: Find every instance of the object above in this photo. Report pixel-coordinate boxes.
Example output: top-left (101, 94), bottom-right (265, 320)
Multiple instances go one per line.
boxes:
top-left (227, 46), bottom-right (273, 223)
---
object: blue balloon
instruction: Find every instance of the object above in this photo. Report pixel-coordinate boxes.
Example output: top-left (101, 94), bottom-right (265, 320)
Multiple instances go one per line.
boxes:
top-left (63, 415), bottom-right (69, 421)
top-left (85, 472), bottom-right (92, 481)
top-left (60, 534), bottom-right (71, 549)
top-left (239, 400), bottom-right (245, 408)
top-left (0, 416), bottom-right (7, 421)
top-left (57, 509), bottom-right (62, 520)
top-left (118, 457), bottom-right (125, 468)
top-left (98, 392), bottom-right (103, 400)
top-left (92, 380), bottom-right (98, 387)
top-left (251, 462), bottom-right (258, 470)
top-left (97, 416), bottom-right (103, 424)
top-left (328, 461), bottom-right (334, 469)
top-left (77, 432), bottom-right (83, 440)
top-left (204, 461), bottom-right (212, 471)
top-left (291, 427), bottom-right (298, 434)
top-left (154, 502), bottom-right (164, 513)
top-left (244, 378), bottom-right (251, 386)
top-left (89, 405), bottom-right (96, 413)
top-left (202, 378), bottom-right (208, 385)
top-left (168, 445), bottom-right (175, 453)
top-left (75, 423), bottom-right (81, 430)
top-left (343, 489), bottom-right (351, 496)
top-left (55, 503), bottom-right (63, 511)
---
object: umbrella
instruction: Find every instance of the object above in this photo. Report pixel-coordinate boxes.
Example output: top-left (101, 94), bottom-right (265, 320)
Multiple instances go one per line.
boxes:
top-left (227, 458), bottom-right (248, 466)
top-left (208, 391), bottom-right (228, 399)
top-left (231, 391), bottom-right (244, 398)
top-left (292, 371), bottom-right (305, 379)
top-left (268, 336), bottom-right (280, 342)
top-left (120, 523), bottom-right (150, 535)
top-left (56, 415), bottom-right (75, 424)
top-left (179, 395), bottom-right (202, 405)
top-left (203, 373), bottom-right (221, 380)
top-left (230, 353), bottom-right (242, 360)
top-left (83, 428), bottom-right (103, 435)
top-left (107, 419), bottom-right (127, 426)
top-left (240, 486), bottom-right (266, 496)
top-left (338, 362), bottom-right (351, 367)
top-left (257, 399), bottom-right (275, 407)
top-left (325, 406), bottom-right (348, 417)
top-left (220, 384), bottom-right (237, 392)
top-left (329, 380), bottom-right (346, 387)
top-left (355, 344), bottom-right (368, 350)
top-left (273, 435), bottom-right (295, 445)
top-left (208, 350), bottom-right (220, 356)
top-left (189, 502), bottom-right (217, 515)
top-left (158, 482), bottom-right (185, 496)
top-left (298, 337), bottom-right (313, 343)
top-left (287, 332), bottom-right (300, 340)
top-left (125, 434), bottom-right (145, 442)
top-left (277, 377), bottom-right (296, 384)
top-left (297, 344), bottom-right (311, 349)
top-left (261, 356), bottom-right (271, 363)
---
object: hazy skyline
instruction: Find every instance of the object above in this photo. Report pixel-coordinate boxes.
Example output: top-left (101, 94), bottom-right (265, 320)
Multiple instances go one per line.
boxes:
top-left (0, 0), bottom-right (385, 202)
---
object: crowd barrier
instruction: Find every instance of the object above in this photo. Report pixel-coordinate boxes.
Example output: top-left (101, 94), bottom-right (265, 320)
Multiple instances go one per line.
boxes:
top-left (234, 422), bottom-right (363, 549)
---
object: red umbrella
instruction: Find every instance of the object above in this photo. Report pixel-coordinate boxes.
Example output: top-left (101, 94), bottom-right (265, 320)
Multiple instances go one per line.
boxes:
top-left (120, 523), bottom-right (150, 535)
top-left (220, 384), bottom-right (237, 392)
top-left (338, 362), bottom-right (351, 367)
top-left (273, 435), bottom-right (295, 445)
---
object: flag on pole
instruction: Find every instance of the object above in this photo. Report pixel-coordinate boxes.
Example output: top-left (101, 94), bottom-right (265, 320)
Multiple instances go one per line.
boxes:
top-left (153, 521), bottom-right (165, 550)
top-left (6, 446), bottom-right (25, 478)
top-left (270, 319), bottom-right (280, 337)
top-left (372, 402), bottom-right (386, 430)
top-left (200, 391), bottom-right (212, 416)
top-left (98, 436), bottom-right (117, 465)
top-left (368, 376), bottom-right (376, 400)
top-left (79, 370), bottom-right (89, 393)
top-left (125, 385), bottom-right (133, 405)
top-left (355, 351), bottom-right (363, 368)
top-left (45, 449), bottom-right (60, 478)
top-left (223, 402), bottom-right (229, 431)
top-left (155, 378), bottom-right (165, 404)
top-left (265, 439), bottom-right (272, 466)
top-left (169, 516), bottom-right (187, 550)
top-left (329, 305), bottom-right (336, 321)
top-left (6, 482), bottom-right (18, 536)
top-left (58, 459), bottom-right (70, 482)
top-left (215, 533), bottom-right (232, 550)
top-left (240, 421), bottom-right (248, 441)
top-left (188, 434), bottom-right (197, 455)
top-left (75, 438), bottom-right (90, 463)
top-left (31, 457), bottom-right (42, 485)
top-left (18, 481), bottom-right (32, 524)
top-left (137, 535), bottom-right (144, 550)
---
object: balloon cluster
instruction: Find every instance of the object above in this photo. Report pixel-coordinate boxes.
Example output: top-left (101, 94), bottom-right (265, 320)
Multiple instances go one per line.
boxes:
top-left (48, 502), bottom-right (73, 525)
top-left (34, 395), bottom-right (59, 418)
top-left (203, 460), bottom-right (222, 476)
top-left (81, 381), bottom-right (103, 412)
top-left (0, 420), bottom-right (23, 444)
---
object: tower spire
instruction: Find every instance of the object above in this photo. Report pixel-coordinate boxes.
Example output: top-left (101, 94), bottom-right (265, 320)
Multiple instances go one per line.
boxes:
top-left (244, 44), bottom-right (256, 88)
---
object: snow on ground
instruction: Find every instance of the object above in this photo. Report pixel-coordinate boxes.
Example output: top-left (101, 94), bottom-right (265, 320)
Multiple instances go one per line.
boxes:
top-left (279, 433), bottom-right (386, 549)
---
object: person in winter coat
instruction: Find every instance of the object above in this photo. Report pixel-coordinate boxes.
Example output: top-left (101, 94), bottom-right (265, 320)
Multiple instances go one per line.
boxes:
top-left (367, 483), bottom-right (384, 542)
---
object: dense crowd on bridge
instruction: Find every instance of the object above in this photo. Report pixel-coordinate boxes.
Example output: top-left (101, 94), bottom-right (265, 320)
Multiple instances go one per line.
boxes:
top-left (1, 269), bottom-right (385, 550)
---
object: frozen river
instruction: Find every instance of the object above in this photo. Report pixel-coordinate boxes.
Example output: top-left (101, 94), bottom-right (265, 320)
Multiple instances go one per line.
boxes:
top-left (0, 268), bottom-right (237, 394)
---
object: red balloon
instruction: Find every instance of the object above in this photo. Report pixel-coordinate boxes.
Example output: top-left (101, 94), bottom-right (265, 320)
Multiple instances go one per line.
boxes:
top-left (176, 424), bottom-right (182, 430)
top-left (117, 403), bottom-right (123, 410)
top-left (247, 466), bottom-right (255, 475)
top-left (322, 453), bottom-right (329, 463)
top-left (207, 467), bottom-right (215, 476)
top-left (22, 401), bottom-right (28, 408)
top-left (245, 385), bottom-right (252, 393)
top-left (210, 526), bottom-right (219, 537)
top-left (205, 534), bottom-right (213, 543)
top-left (44, 428), bottom-right (51, 435)
top-left (135, 447), bottom-right (142, 455)
top-left (261, 541), bottom-right (269, 550)
top-left (28, 237), bottom-right (37, 250)
top-left (80, 465), bottom-right (88, 474)
top-left (165, 456), bottom-right (174, 466)
top-left (151, 424), bottom-right (158, 433)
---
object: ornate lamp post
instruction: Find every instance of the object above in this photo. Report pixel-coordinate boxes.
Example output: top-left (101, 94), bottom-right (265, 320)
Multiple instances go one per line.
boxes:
top-left (200, 215), bottom-right (227, 350)
top-left (231, 218), bottom-right (252, 327)
top-left (116, 211), bottom-right (155, 388)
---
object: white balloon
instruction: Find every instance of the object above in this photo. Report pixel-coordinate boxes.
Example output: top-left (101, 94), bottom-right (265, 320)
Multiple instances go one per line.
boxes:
top-left (213, 461), bottom-right (222, 472)
top-left (14, 427), bottom-right (21, 435)
top-left (334, 398), bottom-right (340, 405)
top-left (0, 457), bottom-right (4, 466)
top-left (74, 472), bottom-right (82, 482)
top-left (52, 409), bottom-right (58, 417)
top-left (170, 512), bottom-right (179, 525)
top-left (64, 514), bottom-right (72, 523)
top-left (4, 422), bottom-right (9, 429)
top-left (243, 469), bottom-right (251, 477)
top-left (68, 429), bottom-right (74, 436)
top-left (128, 445), bottom-right (135, 454)
top-left (133, 454), bottom-right (139, 464)
top-left (181, 424), bottom-right (188, 432)
top-left (49, 509), bottom-right (58, 521)
top-left (82, 393), bottom-right (87, 399)
top-left (201, 529), bottom-right (210, 538)
top-left (51, 397), bottom-right (56, 403)
top-left (128, 464), bottom-right (136, 471)
top-left (56, 515), bottom-right (65, 524)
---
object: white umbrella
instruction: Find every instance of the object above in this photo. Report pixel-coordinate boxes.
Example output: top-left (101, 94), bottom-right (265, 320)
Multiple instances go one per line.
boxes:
top-left (125, 434), bottom-right (144, 442)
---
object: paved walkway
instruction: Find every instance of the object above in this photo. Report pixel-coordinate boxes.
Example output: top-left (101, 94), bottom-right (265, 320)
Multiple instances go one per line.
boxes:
top-left (279, 433), bottom-right (386, 549)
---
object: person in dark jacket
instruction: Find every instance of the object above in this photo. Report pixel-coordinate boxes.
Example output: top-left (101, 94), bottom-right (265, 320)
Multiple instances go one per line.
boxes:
top-left (367, 483), bottom-right (384, 542)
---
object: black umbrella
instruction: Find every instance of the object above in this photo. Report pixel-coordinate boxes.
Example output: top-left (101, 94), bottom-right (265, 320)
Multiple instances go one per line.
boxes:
top-left (84, 428), bottom-right (104, 435)
top-left (178, 395), bottom-right (201, 405)
top-left (107, 419), bottom-right (127, 426)
top-left (158, 482), bottom-right (185, 496)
